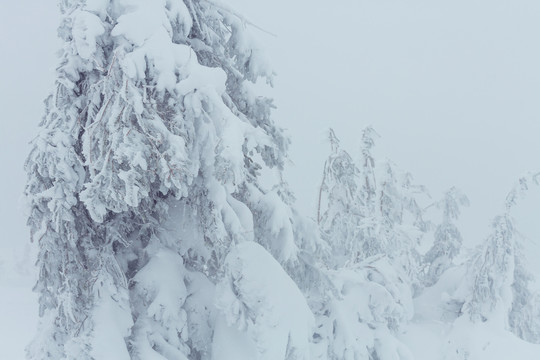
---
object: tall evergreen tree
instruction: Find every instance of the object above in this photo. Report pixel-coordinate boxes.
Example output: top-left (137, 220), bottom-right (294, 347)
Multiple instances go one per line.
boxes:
top-left (25, 1), bottom-right (316, 358)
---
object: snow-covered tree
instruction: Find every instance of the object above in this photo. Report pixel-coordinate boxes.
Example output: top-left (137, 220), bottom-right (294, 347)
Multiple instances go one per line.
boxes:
top-left (377, 162), bottom-right (429, 291)
top-left (313, 255), bottom-right (414, 360)
top-left (463, 214), bottom-right (517, 324)
top-left (423, 187), bottom-right (469, 287)
top-left (357, 126), bottom-right (380, 258)
top-left (433, 173), bottom-right (540, 358)
top-left (357, 128), bottom-right (429, 265)
top-left (504, 174), bottom-right (540, 343)
top-left (510, 291), bottom-right (540, 344)
top-left (318, 129), bottom-right (362, 267)
top-left (461, 175), bottom-right (540, 338)
top-left (318, 128), bottom-right (428, 273)
top-left (214, 242), bottom-right (314, 360)
top-left (25, 1), bottom-right (317, 359)
top-left (315, 128), bottom-right (433, 359)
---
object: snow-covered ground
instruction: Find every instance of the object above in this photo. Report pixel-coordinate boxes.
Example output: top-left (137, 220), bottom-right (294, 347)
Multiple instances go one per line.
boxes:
top-left (402, 266), bottom-right (540, 360)
top-left (4, 258), bottom-right (540, 360)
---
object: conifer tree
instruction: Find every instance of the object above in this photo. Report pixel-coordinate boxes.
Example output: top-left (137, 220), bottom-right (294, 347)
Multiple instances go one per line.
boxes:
top-left (378, 163), bottom-right (429, 294)
top-left (357, 126), bottom-right (380, 258)
top-left (504, 174), bottom-right (540, 343)
top-left (423, 187), bottom-right (469, 287)
top-left (315, 129), bottom-right (429, 359)
top-left (462, 174), bottom-right (540, 339)
top-left (464, 214), bottom-right (517, 323)
top-left (318, 129), bottom-right (362, 267)
top-left (25, 1), bottom-right (316, 358)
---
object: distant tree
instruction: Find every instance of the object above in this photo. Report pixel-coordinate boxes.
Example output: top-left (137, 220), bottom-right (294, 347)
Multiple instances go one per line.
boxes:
top-left (315, 128), bottom-right (432, 359)
top-left (464, 214), bottom-right (517, 323)
top-left (318, 128), bottom-right (429, 269)
top-left (462, 174), bottom-right (540, 341)
top-left (378, 163), bottom-right (430, 294)
top-left (318, 129), bottom-right (362, 267)
top-left (423, 187), bottom-right (469, 287)
top-left (504, 174), bottom-right (540, 343)
top-left (357, 126), bottom-right (380, 258)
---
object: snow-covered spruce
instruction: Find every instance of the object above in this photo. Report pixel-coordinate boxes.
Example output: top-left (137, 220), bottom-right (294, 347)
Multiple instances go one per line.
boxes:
top-left (315, 128), bottom-right (430, 359)
top-left (25, 1), bottom-right (320, 359)
top-left (317, 128), bottom-right (363, 267)
top-left (318, 128), bottom-right (429, 272)
top-left (463, 175), bottom-right (540, 342)
top-left (435, 174), bottom-right (540, 356)
top-left (423, 187), bottom-right (469, 287)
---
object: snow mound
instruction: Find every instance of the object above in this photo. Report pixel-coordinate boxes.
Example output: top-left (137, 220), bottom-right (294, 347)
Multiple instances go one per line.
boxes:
top-left (213, 241), bottom-right (314, 360)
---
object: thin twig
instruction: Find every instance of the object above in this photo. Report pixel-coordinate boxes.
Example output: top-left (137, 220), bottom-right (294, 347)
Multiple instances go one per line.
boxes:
top-left (201, 0), bottom-right (277, 37)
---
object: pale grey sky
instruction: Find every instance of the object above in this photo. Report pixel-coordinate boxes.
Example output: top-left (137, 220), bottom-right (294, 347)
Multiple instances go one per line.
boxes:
top-left (0, 1), bottom-right (58, 267)
top-left (229, 0), bottom-right (540, 247)
top-left (2, 0), bottom-right (540, 264)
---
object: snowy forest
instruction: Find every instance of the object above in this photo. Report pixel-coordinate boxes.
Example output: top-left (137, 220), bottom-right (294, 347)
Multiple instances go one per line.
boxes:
top-left (2, 0), bottom-right (540, 359)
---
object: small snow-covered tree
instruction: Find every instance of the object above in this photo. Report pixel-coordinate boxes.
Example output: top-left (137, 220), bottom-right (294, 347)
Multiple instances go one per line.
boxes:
top-left (378, 162), bottom-right (429, 289)
top-left (26, 1), bottom-right (317, 359)
top-left (463, 214), bottom-right (517, 324)
top-left (462, 175), bottom-right (540, 336)
top-left (315, 129), bottom-right (430, 359)
top-left (423, 187), bottom-right (469, 287)
top-left (313, 255), bottom-right (414, 360)
top-left (318, 129), bottom-right (362, 267)
top-left (357, 128), bottom-right (429, 264)
top-left (357, 126), bottom-right (380, 258)
top-left (504, 174), bottom-right (540, 343)
top-left (318, 128), bottom-right (429, 273)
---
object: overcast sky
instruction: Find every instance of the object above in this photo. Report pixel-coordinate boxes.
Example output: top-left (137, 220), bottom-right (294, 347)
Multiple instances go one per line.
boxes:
top-left (2, 0), bottom-right (540, 267)
top-left (228, 0), bottom-right (540, 246)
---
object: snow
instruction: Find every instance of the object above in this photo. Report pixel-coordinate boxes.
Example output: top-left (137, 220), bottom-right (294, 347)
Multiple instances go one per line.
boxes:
top-left (72, 10), bottom-right (105, 60)
top-left (255, 191), bottom-right (298, 262)
top-left (214, 241), bottom-right (314, 360)
top-left (90, 276), bottom-right (132, 360)
top-left (130, 248), bottom-right (191, 359)
top-left (403, 313), bottom-right (540, 360)
top-left (404, 263), bottom-right (540, 360)
top-left (5, 1), bottom-right (540, 359)
top-left (212, 316), bottom-right (259, 360)
top-left (0, 273), bottom-right (37, 359)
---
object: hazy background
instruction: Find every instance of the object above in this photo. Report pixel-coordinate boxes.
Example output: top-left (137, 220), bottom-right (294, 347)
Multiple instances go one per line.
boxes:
top-left (1, 1), bottom-right (540, 355)
top-left (227, 0), bottom-right (540, 246)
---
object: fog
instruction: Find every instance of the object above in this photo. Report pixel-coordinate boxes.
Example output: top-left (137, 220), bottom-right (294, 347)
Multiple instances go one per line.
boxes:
top-left (2, 0), bottom-right (540, 266)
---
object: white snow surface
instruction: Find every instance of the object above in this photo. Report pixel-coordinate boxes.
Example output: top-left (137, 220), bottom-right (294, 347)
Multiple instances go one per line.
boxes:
top-left (214, 241), bottom-right (314, 360)
top-left (90, 276), bottom-right (132, 360)
top-left (402, 265), bottom-right (540, 360)
top-left (72, 9), bottom-right (105, 60)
